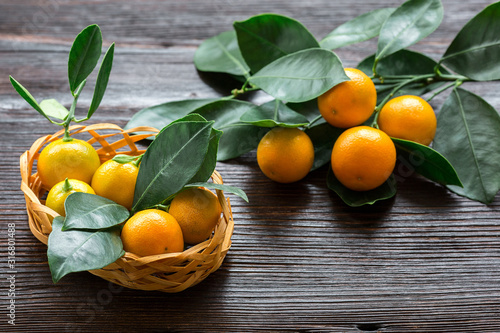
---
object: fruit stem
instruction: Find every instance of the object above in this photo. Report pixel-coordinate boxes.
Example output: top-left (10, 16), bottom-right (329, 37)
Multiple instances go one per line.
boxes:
top-left (64, 79), bottom-right (86, 129)
top-left (426, 81), bottom-right (459, 102)
top-left (62, 178), bottom-right (73, 192)
top-left (132, 154), bottom-right (143, 167)
top-left (62, 126), bottom-right (73, 142)
top-left (304, 114), bottom-right (323, 129)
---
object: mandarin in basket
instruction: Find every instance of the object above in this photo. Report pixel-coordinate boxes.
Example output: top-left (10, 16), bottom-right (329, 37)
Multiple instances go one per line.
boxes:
top-left (45, 178), bottom-right (95, 217)
top-left (121, 209), bottom-right (184, 257)
top-left (91, 159), bottom-right (139, 210)
top-left (169, 187), bottom-right (222, 245)
top-left (37, 138), bottom-right (101, 189)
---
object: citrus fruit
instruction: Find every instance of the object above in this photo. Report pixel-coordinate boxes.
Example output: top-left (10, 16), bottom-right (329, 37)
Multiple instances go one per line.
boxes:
top-left (168, 188), bottom-right (222, 245)
top-left (256, 127), bottom-right (315, 183)
top-left (317, 68), bottom-right (377, 128)
top-left (331, 126), bottom-right (396, 191)
top-left (378, 95), bottom-right (437, 146)
top-left (91, 159), bottom-right (139, 210)
top-left (45, 178), bottom-right (95, 217)
top-left (37, 138), bottom-right (101, 189)
top-left (121, 209), bottom-right (184, 256)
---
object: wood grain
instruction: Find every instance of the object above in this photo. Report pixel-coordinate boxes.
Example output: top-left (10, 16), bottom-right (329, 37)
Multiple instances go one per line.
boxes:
top-left (1, 0), bottom-right (500, 332)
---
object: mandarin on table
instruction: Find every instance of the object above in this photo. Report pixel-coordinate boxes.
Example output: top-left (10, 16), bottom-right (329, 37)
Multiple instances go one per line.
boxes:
top-left (169, 187), bottom-right (222, 245)
top-left (378, 95), bottom-right (437, 146)
top-left (121, 209), bottom-right (184, 257)
top-left (91, 159), bottom-right (139, 210)
top-left (257, 127), bottom-right (315, 183)
top-left (37, 138), bottom-right (101, 189)
top-left (331, 126), bottom-right (396, 191)
top-left (45, 178), bottom-right (95, 217)
top-left (317, 68), bottom-right (376, 128)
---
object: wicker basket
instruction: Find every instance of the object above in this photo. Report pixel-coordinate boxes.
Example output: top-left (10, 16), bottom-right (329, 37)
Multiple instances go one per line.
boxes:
top-left (20, 123), bottom-right (234, 293)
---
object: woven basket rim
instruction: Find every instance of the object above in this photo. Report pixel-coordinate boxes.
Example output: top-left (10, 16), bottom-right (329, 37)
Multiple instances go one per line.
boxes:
top-left (19, 123), bottom-right (235, 292)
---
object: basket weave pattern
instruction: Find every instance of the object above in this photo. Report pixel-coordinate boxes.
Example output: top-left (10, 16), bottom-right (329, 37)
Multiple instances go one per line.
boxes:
top-left (20, 123), bottom-right (234, 293)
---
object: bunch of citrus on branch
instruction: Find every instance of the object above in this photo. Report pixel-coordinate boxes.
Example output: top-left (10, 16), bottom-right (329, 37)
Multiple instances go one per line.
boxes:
top-left (126, 0), bottom-right (500, 206)
top-left (13, 25), bottom-right (247, 284)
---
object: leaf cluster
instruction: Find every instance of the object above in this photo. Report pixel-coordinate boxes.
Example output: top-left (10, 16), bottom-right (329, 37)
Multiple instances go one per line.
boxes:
top-left (126, 0), bottom-right (500, 206)
top-left (10, 25), bottom-right (114, 133)
top-left (48, 114), bottom-right (247, 283)
top-left (11, 25), bottom-right (249, 283)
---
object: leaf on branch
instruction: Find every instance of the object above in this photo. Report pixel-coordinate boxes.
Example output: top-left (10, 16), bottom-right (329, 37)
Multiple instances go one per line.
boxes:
top-left (40, 99), bottom-right (69, 121)
top-left (440, 2), bottom-right (500, 81)
top-left (392, 138), bottom-right (462, 187)
top-left (320, 7), bottom-right (395, 50)
top-left (234, 13), bottom-right (319, 73)
top-left (248, 48), bottom-right (349, 103)
top-left (194, 30), bottom-right (251, 78)
top-left (192, 99), bottom-right (269, 161)
top-left (68, 24), bottom-right (103, 94)
top-left (433, 87), bottom-right (500, 204)
top-left (88, 42), bottom-right (115, 119)
top-left (240, 99), bottom-right (309, 128)
top-left (376, 0), bottom-right (443, 62)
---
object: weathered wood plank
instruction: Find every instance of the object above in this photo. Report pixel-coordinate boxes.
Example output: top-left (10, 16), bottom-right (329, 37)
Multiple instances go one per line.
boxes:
top-left (1, 0), bottom-right (500, 332)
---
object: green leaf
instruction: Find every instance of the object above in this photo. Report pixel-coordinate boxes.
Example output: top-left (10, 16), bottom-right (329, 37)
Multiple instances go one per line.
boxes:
top-left (248, 48), bottom-right (349, 103)
top-left (124, 98), bottom-right (218, 135)
top-left (188, 127), bottom-right (223, 183)
top-left (63, 193), bottom-right (130, 231)
top-left (320, 7), bottom-right (395, 50)
top-left (234, 13), bottom-right (320, 73)
top-left (305, 123), bottom-right (344, 171)
top-left (184, 182), bottom-right (249, 203)
top-left (194, 30), bottom-right (250, 78)
top-left (240, 99), bottom-right (309, 128)
top-left (88, 43), bottom-right (114, 119)
top-left (132, 120), bottom-right (214, 212)
top-left (327, 167), bottom-right (397, 207)
top-left (376, 0), bottom-right (443, 62)
top-left (286, 99), bottom-right (325, 123)
top-left (9, 76), bottom-right (52, 122)
top-left (112, 154), bottom-right (141, 164)
top-left (440, 2), bottom-right (500, 81)
top-left (48, 217), bottom-right (124, 283)
top-left (68, 24), bottom-right (103, 94)
top-left (357, 50), bottom-right (449, 102)
top-left (193, 100), bottom-right (268, 161)
top-left (40, 99), bottom-right (69, 121)
top-left (392, 138), bottom-right (462, 186)
top-left (433, 87), bottom-right (500, 204)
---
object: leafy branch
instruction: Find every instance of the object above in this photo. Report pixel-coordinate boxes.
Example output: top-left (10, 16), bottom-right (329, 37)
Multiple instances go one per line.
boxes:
top-left (10, 24), bottom-right (114, 140)
top-left (125, 0), bottom-right (500, 206)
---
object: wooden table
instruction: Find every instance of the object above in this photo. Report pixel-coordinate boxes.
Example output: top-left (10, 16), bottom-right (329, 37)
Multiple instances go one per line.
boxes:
top-left (1, 1), bottom-right (500, 332)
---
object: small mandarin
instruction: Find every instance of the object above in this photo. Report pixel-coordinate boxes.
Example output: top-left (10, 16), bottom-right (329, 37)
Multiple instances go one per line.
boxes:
top-left (257, 127), bottom-right (314, 183)
top-left (318, 68), bottom-right (376, 128)
top-left (91, 159), bottom-right (139, 210)
top-left (37, 138), bottom-right (101, 189)
top-left (169, 188), bottom-right (222, 245)
top-left (378, 95), bottom-right (437, 146)
top-left (331, 126), bottom-right (396, 191)
top-left (45, 178), bottom-right (95, 218)
top-left (121, 209), bottom-right (184, 257)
